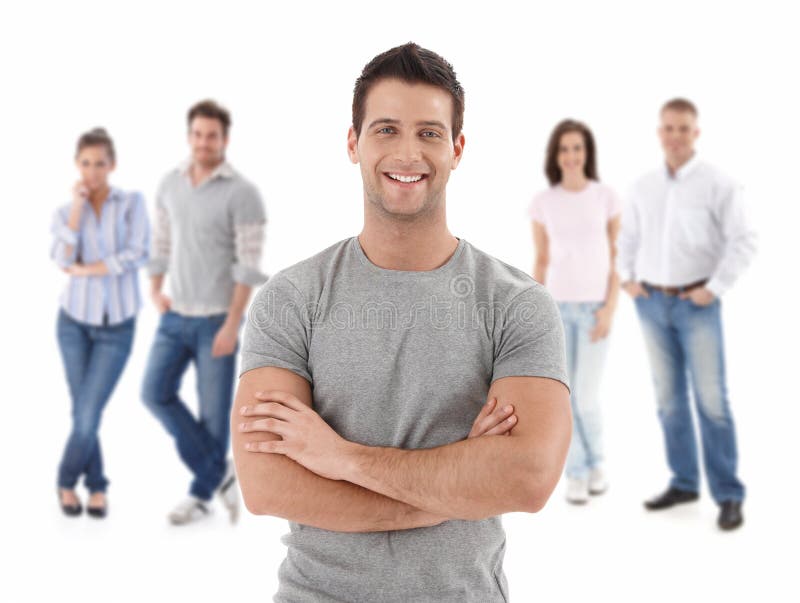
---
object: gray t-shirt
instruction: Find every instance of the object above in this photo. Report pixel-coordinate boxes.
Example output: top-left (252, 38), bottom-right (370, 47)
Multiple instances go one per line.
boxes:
top-left (241, 236), bottom-right (568, 603)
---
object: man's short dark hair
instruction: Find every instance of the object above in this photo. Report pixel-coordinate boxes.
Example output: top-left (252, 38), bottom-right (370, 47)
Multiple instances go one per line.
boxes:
top-left (661, 97), bottom-right (698, 117)
top-left (352, 42), bottom-right (465, 142)
top-left (187, 99), bottom-right (231, 136)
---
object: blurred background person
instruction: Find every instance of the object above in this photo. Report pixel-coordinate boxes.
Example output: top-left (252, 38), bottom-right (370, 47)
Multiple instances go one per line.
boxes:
top-left (529, 119), bottom-right (621, 504)
top-left (141, 100), bottom-right (267, 526)
top-left (617, 98), bottom-right (757, 531)
top-left (51, 127), bottom-right (150, 518)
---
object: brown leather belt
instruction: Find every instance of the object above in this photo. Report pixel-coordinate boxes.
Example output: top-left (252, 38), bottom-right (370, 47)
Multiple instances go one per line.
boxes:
top-left (642, 279), bottom-right (708, 296)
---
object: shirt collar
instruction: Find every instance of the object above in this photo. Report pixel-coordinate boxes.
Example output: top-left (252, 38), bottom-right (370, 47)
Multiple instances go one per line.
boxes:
top-left (664, 153), bottom-right (700, 181)
top-left (106, 187), bottom-right (124, 202)
top-left (178, 159), bottom-right (235, 180)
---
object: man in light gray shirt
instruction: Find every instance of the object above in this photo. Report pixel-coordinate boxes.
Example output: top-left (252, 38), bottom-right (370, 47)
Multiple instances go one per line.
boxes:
top-left (232, 43), bottom-right (571, 602)
top-left (142, 100), bottom-right (267, 525)
top-left (618, 98), bottom-right (756, 531)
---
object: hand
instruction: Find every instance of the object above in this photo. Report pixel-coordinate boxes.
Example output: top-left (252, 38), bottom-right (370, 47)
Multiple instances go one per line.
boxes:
top-left (151, 291), bottom-right (172, 314)
top-left (64, 263), bottom-right (89, 277)
top-left (468, 397), bottom-right (517, 438)
top-left (72, 181), bottom-right (89, 206)
top-left (211, 320), bottom-right (238, 357)
top-left (680, 286), bottom-right (715, 306)
top-left (239, 391), bottom-right (353, 481)
top-left (622, 281), bottom-right (649, 299)
top-left (589, 304), bottom-right (614, 342)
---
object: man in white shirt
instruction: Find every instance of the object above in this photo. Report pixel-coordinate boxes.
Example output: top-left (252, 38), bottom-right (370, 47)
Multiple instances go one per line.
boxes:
top-left (617, 98), bottom-right (756, 531)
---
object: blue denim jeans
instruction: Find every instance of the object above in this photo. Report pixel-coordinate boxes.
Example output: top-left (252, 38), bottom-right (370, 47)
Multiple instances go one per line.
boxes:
top-left (635, 290), bottom-right (745, 503)
top-left (141, 310), bottom-right (237, 500)
top-left (558, 302), bottom-right (610, 480)
top-left (56, 310), bottom-right (135, 493)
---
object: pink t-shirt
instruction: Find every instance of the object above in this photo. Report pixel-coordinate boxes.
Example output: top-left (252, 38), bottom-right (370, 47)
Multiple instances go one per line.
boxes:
top-left (528, 181), bottom-right (622, 302)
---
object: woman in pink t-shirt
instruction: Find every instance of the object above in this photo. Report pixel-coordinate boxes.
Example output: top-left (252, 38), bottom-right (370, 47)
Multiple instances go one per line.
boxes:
top-left (529, 119), bottom-right (622, 505)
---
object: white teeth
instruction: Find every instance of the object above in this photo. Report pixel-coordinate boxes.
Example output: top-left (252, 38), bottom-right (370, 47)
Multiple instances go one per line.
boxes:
top-left (388, 173), bottom-right (423, 183)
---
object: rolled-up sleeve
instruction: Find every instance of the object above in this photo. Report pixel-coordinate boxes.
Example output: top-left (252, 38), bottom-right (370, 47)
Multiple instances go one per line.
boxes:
top-left (50, 207), bottom-right (78, 269)
top-left (104, 192), bottom-right (151, 276)
top-left (231, 182), bottom-right (267, 287)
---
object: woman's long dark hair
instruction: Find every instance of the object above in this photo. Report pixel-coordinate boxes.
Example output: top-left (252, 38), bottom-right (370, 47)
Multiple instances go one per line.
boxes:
top-left (544, 119), bottom-right (597, 186)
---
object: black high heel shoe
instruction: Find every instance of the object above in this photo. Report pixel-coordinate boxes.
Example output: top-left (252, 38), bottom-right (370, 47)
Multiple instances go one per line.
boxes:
top-left (58, 488), bottom-right (82, 517)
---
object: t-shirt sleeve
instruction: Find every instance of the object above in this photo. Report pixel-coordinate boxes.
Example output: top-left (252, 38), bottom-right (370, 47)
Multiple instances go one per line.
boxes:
top-left (491, 284), bottom-right (569, 391)
top-left (606, 186), bottom-right (622, 219)
top-left (239, 271), bottom-right (312, 383)
top-left (527, 193), bottom-right (545, 223)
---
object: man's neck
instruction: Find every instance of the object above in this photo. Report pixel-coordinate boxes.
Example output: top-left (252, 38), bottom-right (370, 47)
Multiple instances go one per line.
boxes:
top-left (190, 159), bottom-right (224, 187)
top-left (358, 208), bottom-right (458, 272)
top-left (666, 151), bottom-right (695, 176)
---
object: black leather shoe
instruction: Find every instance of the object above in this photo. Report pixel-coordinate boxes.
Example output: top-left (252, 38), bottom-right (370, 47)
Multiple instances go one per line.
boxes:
top-left (717, 501), bottom-right (743, 531)
top-left (58, 488), bottom-right (82, 517)
top-left (644, 487), bottom-right (699, 510)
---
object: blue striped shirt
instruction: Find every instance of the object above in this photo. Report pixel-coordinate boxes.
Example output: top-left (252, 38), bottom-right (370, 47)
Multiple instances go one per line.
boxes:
top-left (51, 188), bottom-right (150, 326)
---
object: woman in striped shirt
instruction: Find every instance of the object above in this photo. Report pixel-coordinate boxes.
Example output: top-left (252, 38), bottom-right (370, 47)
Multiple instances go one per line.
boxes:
top-left (51, 128), bottom-right (150, 518)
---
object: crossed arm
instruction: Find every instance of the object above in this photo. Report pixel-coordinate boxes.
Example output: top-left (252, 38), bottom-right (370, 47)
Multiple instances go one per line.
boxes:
top-left (232, 366), bottom-right (571, 531)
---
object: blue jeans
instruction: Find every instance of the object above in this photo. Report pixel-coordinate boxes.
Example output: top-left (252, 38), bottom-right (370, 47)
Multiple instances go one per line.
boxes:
top-left (56, 310), bottom-right (135, 493)
top-left (558, 302), bottom-right (610, 480)
top-left (141, 310), bottom-right (237, 500)
top-left (635, 290), bottom-right (745, 503)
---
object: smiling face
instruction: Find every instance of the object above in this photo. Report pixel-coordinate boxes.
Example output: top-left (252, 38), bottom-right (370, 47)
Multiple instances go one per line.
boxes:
top-left (75, 145), bottom-right (115, 192)
top-left (347, 78), bottom-right (464, 220)
top-left (658, 109), bottom-right (699, 168)
top-left (188, 116), bottom-right (228, 169)
top-left (557, 131), bottom-right (587, 180)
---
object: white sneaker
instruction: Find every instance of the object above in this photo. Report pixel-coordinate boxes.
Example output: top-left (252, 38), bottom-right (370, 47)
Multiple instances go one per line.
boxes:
top-left (566, 478), bottom-right (589, 505)
top-left (217, 459), bottom-right (240, 525)
top-left (588, 467), bottom-right (608, 496)
top-left (168, 496), bottom-right (211, 525)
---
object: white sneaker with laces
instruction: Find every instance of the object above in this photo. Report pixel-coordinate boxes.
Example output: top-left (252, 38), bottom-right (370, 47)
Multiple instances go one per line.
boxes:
top-left (566, 478), bottom-right (589, 505)
top-left (217, 459), bottom-right (240, 525)
top-left (588, 466), bottom-right (608, 495)
top-left (168, 496), bottom-right (211, 525)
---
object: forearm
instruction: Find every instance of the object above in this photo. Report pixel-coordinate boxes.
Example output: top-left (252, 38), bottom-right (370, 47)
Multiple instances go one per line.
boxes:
top-left (604, 270), bottom-right (620, 309)
top-left (226, 283), bottom-right (252, 325)
top-left (236, 450), bottom-right (444, 532)
top-left (71, 261), bottom-right (110, 276)
top-left (150, 274), bottom-right (165, 294)
top-left (234, 367), bottom-right (444, 532)
top-left (342, 435), bottom-right (544, 521)
top-left (533, 261), bottom-right (548, 285)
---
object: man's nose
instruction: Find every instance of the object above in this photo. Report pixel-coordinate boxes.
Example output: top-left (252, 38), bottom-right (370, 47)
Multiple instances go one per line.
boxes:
top-left (392, 134), bottom-right (423, 163)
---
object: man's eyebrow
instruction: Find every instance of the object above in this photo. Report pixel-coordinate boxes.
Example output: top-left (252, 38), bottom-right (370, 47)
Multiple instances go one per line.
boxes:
top-left (417, 120), bottom-right (448, 130)
top-left (366, 118), bottom-right (401, 130)
top-left (365, 118), bottom-right (449, 130)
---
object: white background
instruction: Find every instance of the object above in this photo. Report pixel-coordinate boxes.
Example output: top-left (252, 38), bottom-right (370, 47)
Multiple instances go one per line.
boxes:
top-left (1, 1), bottom-right (798, 601)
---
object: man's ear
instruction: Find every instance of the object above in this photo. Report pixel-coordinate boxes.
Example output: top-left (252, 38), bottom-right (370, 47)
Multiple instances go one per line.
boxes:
top-left (451, 132), bottom-right (466, 169)
top-left (347, 126), bottom-right (359, 164)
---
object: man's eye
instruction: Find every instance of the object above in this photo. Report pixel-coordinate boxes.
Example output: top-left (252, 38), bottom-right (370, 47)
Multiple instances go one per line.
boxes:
top-left (377, 127), bottom-right (394, 134)
top-left (421, 131), bottom-right (440, 138)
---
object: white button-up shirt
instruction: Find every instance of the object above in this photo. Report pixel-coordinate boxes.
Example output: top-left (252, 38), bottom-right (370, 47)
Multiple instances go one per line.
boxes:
top-left (616, 155), bottom-right (756, 297)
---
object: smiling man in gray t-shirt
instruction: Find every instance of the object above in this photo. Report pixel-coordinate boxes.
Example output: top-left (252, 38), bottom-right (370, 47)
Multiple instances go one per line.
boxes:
top-left (232, 43), bottom-right (571, 603)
